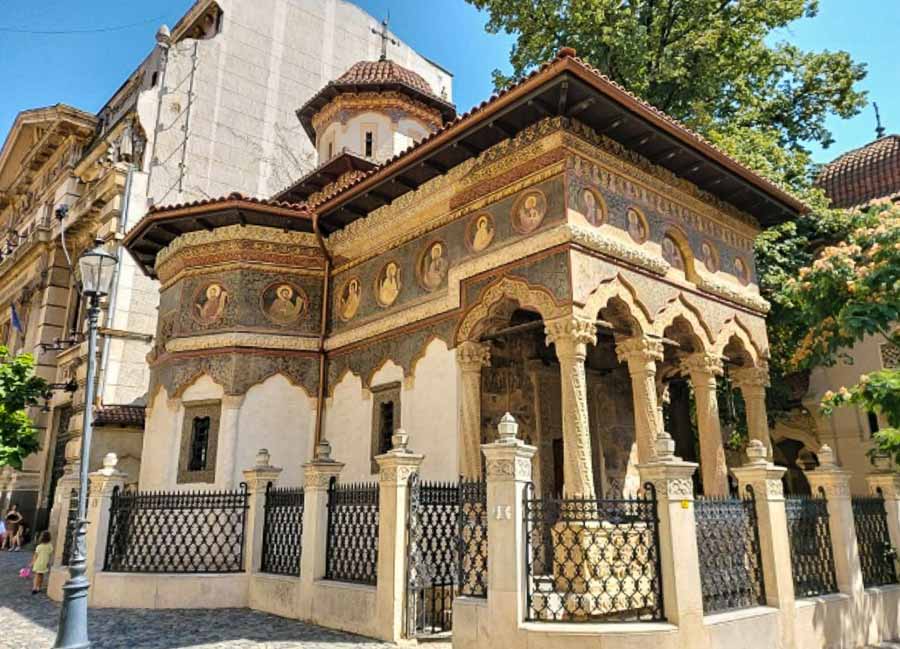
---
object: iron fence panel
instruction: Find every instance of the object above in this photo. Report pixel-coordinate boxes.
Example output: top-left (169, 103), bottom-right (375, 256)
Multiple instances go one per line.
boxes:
top-left (695, 488), bottom-right (766, 613)
top-left (785, 490), bottom-right (838, 597)
top-left (325, 479), bottom-right (379, 585)
top-left (103, 484), bottom-right (248, 573)
top-left (852, 492), bottom-right (898, 588)
top-left (261, 484), bottom-right (304, 576)
top-left (523, 483), bottom-right (664, 623)
top-left (458, 478), bottom-right (488, 598)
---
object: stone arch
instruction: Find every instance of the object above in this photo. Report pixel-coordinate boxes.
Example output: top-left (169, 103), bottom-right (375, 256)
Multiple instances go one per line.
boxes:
top-left (661, 226), bottom-right (699, 282)
top-left (242, 369), bottom-right (314, 399)
top-left (714, 316), bottom-right (763, 366)
top-left (172, 370), bottom-right (227, 399)
top-left (455, 275), bottom-right (566, 343)
top-left (579, 274), bottom-right (652, 335)
top-left (652, 294), bottom-right (714, 349)
top-left (327, 365), bottom-right (359, 398)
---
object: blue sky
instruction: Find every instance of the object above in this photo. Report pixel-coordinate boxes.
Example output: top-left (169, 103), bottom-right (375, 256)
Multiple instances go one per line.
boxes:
top-left (1, 0), bottom-right (896, 164)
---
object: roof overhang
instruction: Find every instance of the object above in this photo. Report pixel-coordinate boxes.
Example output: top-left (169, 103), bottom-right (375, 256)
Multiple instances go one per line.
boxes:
top-left (123, 194), bottom-right (315, 278)
top-left (0, 104), bottom-right (96, 203)
top-left (312, 52), bottom-right (806, 234)
top-left (274, 151), bottom-right (377, 204)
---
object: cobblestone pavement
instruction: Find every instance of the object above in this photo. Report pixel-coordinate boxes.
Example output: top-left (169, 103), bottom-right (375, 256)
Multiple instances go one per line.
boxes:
top-left (0, 551), bottom-right (448, 649)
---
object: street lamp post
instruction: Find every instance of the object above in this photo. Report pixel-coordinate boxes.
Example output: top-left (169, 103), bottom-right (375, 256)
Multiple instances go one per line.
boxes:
top-left (54, 239), bottom-right (118, 649)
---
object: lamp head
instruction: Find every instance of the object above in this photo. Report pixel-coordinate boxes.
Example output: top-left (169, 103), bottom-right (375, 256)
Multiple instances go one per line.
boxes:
top-left (78, 238), bottom-right (118, 297)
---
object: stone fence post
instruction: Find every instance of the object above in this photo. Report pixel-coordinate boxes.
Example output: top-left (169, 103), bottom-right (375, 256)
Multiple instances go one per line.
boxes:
top-left (297, 441), bottom-right (343, 621)
top-left (51, 466), bottom-right (80, 568)
top-left (866, 469), bottom-right (900, 558)
top-left (242, 449), bottom-right (282, 575)
top-left (804, 445), bottom-right (864, 600)
top-left (637, 431), bottom-right (704, 646)
top-left (479, 413), bottom-right (535, 647)
top-left (85, 453), bottom-right (127, 605)
top-left (374, 429), bottom-right (423, 642)
top-left (732, 440), bottom-right (796, 649)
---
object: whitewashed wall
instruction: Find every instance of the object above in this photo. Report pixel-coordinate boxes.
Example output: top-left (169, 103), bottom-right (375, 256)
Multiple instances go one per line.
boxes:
top-left (324, 339), bottom-right (459, 483)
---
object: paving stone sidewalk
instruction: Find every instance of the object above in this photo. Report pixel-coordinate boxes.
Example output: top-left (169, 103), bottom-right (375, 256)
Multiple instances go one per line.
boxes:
top-left (0, 550), bottom-right (440, 649)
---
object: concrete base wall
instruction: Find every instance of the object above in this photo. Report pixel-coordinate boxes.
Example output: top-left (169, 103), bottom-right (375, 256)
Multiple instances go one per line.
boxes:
top-left (455, 589), bottom-right (900, 649)
top-left (90, 573), bottom-right (249, 608)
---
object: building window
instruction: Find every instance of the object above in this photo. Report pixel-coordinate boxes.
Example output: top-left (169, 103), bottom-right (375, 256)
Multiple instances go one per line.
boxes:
top-left (868, 411), bottom-right (880, 437)
top-left (370, 382), bottom-right (401, 473)
top-left (364, 130), bottom-right (374, 158)
top-left (327, 140), bottom-right (334, 159)
top-left (188, 416), bottom-right (211, 471)
top-left (178, 400), bottom-right (221, 483)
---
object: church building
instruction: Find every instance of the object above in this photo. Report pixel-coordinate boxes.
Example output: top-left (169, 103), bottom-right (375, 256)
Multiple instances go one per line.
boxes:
top-left (125, 45), bottom-right (803, 499)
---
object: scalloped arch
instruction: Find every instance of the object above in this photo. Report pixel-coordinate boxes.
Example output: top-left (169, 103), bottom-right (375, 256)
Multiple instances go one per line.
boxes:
top-left (579, 274), bottom-right (652, 334)
top-left (455, 275), bottom-right (566, 343)
top-left (243, 370), bottom-right (314, 399)
top-left (652, 294), bottom-right (714, 348)
top-left (407, 336), bottom-right (450, 380)
top-left (172, 370), bottom-right (226, 399)
top-left (714, 316), bottom-right (762, 365)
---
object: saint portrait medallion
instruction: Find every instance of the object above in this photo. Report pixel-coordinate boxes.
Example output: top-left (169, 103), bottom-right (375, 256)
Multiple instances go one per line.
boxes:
top-left (625, 207), bottom-right (648, 244)
top-left (337, 276), bottom-right (362, 321)
top-left (375, 261), bottom-right (402, 307)
top-left (734, 257), bottom-right (751, 285)
top-left (701, 240), bottom-right (719, 273)
top-left (580, 188), bottom-right (605, 226)
top-left (261, 281), bottom-right (308, 325)
top-left (192, 282), bottom-right (229, 325)
top-left (466, 213), bottom-right (495, 252)
top-left (419, 241), bottom-right (449, 291)
top-left (511, 189), bottom-right (547, 234)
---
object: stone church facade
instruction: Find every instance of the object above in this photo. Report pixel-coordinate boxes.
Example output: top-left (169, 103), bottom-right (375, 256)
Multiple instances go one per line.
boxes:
top-left (0, 0), bottom-right (448, 534)
top-left (126, 47), bottom-right (797, 500)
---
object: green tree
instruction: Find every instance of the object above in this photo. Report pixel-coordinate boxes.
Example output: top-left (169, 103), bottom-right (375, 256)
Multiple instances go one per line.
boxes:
top-left (0, 346), bottom-right (49, 469)
top-left (783, 203), bottom-right (900, 462)
top-left (468, 0), bottom-right (867, 149)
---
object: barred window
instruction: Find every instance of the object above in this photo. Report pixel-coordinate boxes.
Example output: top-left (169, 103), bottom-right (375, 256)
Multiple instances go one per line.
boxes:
top-left (365, 131), bottom-right (374, 158)
top-left (378, 402), bottom-right (394, 455)
top-left (370, 382), bottom-right (400, 472)
top-left (188, 416), bottom-right (211, 471)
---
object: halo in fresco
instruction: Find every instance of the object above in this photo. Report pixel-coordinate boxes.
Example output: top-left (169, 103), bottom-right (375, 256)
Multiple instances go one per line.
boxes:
top-left (467, 213), bottom-right (495, 252)
top-left (338, 276), bottom-right (362, 321)
top-left (375, 261), bottom-right (402, 307)
top-left (192, 282), bottom-right (228, 325)
top-left (261, 281), bottom-right (308, 325)
top-left (626, 206), bottom-right (648, 244)
top-left (511, 189), bottom-right (547, 234)
top-left (419, 240), bottom-right (449, 291)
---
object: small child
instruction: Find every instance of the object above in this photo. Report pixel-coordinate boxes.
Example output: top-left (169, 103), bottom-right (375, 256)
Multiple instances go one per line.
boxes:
top-left (30, 531), bottom-right (53, 594)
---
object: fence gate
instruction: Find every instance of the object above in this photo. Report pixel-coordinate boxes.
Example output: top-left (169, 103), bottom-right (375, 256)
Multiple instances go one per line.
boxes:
top-left (405, 474), bottom-right (487, 638)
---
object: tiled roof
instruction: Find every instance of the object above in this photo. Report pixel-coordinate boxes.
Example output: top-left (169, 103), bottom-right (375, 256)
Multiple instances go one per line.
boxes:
top-left (146, 191), bottom-right (310, 216)
top-left (336, 59), bottom-right (437, 98)
top-left (311, 47), bottom-right (805, 220)
top-left (817, 135), bottom-right (900, 209)
top-left (94, 404), bottom-right (145, 428)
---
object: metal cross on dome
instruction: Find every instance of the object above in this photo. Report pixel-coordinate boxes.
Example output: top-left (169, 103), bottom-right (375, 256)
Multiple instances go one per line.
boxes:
top-left (372, 17), bottom-right (398, 61)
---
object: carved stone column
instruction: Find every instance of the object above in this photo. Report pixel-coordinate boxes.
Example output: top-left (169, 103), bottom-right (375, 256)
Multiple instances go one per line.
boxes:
top-left (732, 363), bottom-right (772, 459)
top-left (545, 316), bottom-right (596, 499)
top-left (615, 336), bottom-right (664, 464)
top-left (456, 341), bottom-right (491, 479)
top-left (682, 352), bottom-right (728, 496)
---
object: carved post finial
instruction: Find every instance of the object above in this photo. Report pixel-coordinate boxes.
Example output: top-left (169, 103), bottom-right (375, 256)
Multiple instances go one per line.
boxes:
top-left (391, 429), bottom-right (410, 453)
top-left (655, 429), bottom-right (676, 460)
top-left (255, 448), bottom-right (271, 468)
top-left (497, 412), bottom-right (519, 443)
top-left (745, 439), bottom-right (768, 465)
top-left (817, 444), bottom-right (836, 468)
top-left (156, 24), bottom-right (171, 46)
top-left (102, 452), bottom-right (118, 471)
top-left (314, 440), bottom-right (333, 462)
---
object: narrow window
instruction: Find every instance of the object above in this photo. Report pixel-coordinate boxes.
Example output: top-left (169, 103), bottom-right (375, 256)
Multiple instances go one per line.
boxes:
top-left (365, 131), bottom-right (374, 158)
top-left (327, 140), bottom-right (334, 159)
top-left (188, 416), bottom-right (211, 471)
top-left (868, 411), bottom-right (880, 436)
top-left (379, 401), bottom-right (395, 454)
top-left (150, 71), bottom-right (159, 87)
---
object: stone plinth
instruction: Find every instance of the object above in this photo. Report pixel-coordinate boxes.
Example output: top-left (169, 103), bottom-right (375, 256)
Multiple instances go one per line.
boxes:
top-left (242, 449), bottom-right (282, 575)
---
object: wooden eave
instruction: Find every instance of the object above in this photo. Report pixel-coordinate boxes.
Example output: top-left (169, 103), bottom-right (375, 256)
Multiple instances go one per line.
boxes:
top-left (273, 152), bottom-right (377, 204)
top-left (312, 53), bottom-right (806, 235)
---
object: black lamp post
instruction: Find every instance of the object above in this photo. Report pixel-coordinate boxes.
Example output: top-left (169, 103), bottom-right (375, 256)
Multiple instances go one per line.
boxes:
top-left (54, 238), bottom-right (117, 649)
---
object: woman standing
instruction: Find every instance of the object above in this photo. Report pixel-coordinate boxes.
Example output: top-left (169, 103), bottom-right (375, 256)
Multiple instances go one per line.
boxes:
top-left (3, 504), bottom-right (23, 551)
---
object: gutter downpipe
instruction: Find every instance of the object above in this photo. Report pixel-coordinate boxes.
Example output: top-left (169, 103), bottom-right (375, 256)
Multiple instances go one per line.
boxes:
top-left (312, 210), bottom-right (331, 450)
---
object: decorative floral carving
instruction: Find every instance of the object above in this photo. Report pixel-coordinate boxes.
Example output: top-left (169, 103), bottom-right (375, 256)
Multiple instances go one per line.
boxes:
top-left (568, 224), bottom-right (669, 275)
top-left (697, 276), bottom-right (769, 314)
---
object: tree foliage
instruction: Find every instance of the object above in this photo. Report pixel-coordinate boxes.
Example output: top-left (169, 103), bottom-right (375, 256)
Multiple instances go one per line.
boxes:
top-left (0, 346), bottom-right (49, 469)
top-left (783, 203), bottom-right (900, 462)
top-left (469, 0), bottom-right (867, 148)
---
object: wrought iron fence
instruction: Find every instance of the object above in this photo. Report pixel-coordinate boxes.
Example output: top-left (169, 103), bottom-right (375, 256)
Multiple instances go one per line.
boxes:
top-left (852, 491), bottom-right (898, 588)
top-left (523, 483), bottom-right (664, 622)
top-left (694, 487), bottom-right (766, 613)
top-left (459, 478), bottom-right (488, 598)
top-left (103, 484), bottom-right (249, 573)
top-left (261, 484), bottom-right (305, 576)
top-left (785, 490), bottom-right (838, 597)
top-left (405, 475), bottom-right (488, 638)
top-left (325, 479), bottom-right (379, 585)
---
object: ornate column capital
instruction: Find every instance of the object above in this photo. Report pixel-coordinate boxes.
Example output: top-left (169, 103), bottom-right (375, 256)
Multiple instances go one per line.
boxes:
top-left (242, 448), bottom-right (283, 493)
top-left (303, 441), bottom-right (344, 491)
top-left (375, 429), bottom-right (424, 486)
top-left (731, 363), bottom-right (770, 391)
top-left (681, 352), bottom-right (724, 381)
top-left (804, 444), bottom-right (852, 499)
top-left (544, 316), bottom-right (597, 359)
top-left (615, 336), bottom-right (664, 369)
top-left (456, 340), bottom-right (491, 372)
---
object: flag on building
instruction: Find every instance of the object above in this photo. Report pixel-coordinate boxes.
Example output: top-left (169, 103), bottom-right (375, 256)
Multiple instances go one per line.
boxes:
top-left (10, 304), bottom-right (23, 334)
